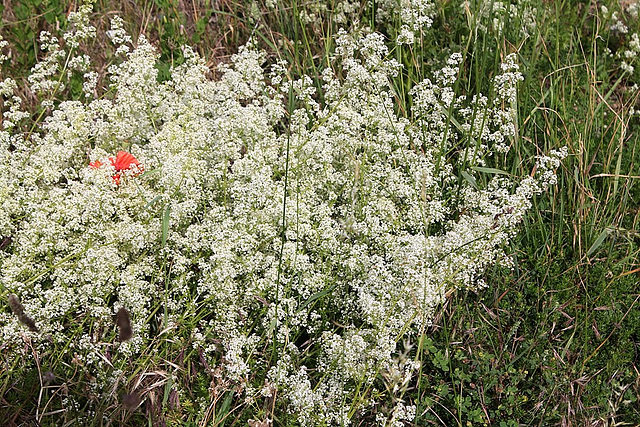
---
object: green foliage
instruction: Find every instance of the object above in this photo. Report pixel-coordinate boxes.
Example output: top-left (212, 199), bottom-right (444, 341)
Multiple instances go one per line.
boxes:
top-left (0, 0), bottom-right (64, 73)
top-left (1, 0), bottom-right (639, 425)
top-left (414, 251), bottom-right (640, 425)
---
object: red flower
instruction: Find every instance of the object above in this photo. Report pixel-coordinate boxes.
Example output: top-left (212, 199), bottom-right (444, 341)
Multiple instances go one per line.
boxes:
top-left (112, 151), bottom-right (140, 172)
top-left (90, 151), bottom-right (143, 185)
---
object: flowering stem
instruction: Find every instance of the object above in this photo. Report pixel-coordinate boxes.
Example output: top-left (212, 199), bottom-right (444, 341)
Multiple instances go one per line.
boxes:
top-left (271, 84), bottom-right (294, 361)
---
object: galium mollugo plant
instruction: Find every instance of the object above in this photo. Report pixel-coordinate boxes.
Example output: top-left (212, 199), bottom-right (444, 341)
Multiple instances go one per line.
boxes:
top-left (0, 4), bottom-right (565, 424)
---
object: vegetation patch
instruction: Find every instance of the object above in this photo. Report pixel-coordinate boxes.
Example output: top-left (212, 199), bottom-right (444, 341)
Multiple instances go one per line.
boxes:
top-left (0, 0), bottom-right (638, 425)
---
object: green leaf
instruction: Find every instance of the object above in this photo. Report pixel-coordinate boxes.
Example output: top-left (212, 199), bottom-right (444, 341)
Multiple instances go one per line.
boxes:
top-left (298, 283), bottom-right (338, 312)
top-left (216, 392), bottom-right (234, 424)
top-left (143, 195), bottom-right (163, 211)
top-left (461, 170), bottom-right (478, 189)
top-left (471, 166), bottom-right (513, 176)
top-left (587, 227), bottom-right (612, 257)
top-left (162, 204), bottom-right (171, 247)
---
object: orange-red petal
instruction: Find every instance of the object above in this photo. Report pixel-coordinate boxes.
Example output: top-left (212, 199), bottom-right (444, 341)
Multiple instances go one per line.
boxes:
top-left (113, 151), bottom-right (140, 171)
top-left (90, 151), bottom-right (143, 186)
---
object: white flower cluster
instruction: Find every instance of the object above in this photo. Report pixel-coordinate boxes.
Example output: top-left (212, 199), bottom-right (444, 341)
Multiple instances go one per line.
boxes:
top-left (106, 15), bottom-right (132, 55)
top-left (64, 1), bottom-right (97, 49)
top-left (27, 0), bottom-right (97, 99)
top-left (0, 35), bottom-right (8, 64)
top-left (535, 147), bottom-right (568, 190)
top-left (628, 2), bottom-right (640, 20)
top-left (375, 0), bottom-right (436, 44)
top-left (465, 0), bottom-right (537, 39)
top-left (601, 4), bottom-right (640, 75)
top-left (286, 0), bottom-right (361, 27)
top-left (620, 33), bottom-right (640, 74)
top-left (0, 10), bottom-right (563, 424)
top-left (27, 31), bottom-right (66, 95)
top-left (0, 77), bottom-right (30, 129)
top-left (604, 7), bottom-right (629, 35)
